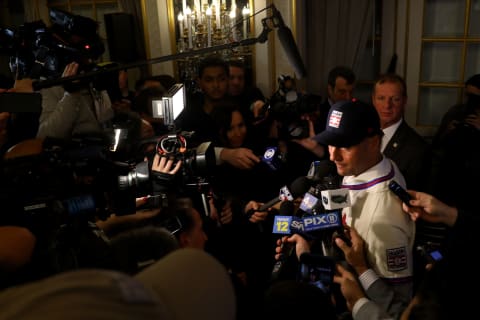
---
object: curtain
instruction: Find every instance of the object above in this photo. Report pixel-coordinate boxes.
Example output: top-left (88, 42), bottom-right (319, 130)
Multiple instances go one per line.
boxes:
top-left (23, 0), bottom-right (49, 23)
top-left (118, 0), bottom-right (148, 77)
top-left (304, 0), bottom-right (373, 96)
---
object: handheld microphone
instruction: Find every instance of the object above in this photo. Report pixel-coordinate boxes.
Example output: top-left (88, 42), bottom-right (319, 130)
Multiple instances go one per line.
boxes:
top-left (321, 188), bottom-right (351, 210)
top-left (271, 200), bottom-right (297, 282)
top-left (307, 160), bottom-right (337, 183)
top-left (271, 4), bottom-right (307, 79)
top-left (247, 176), bottom-right (312, 218)
top-left (304, 162), bottom-right (353, 257)
top-left (270, 203), bottom-right (344, 282)
top-left (278, 199), bottom-right (295, 216)
top-left (299, 160), bottom-right (339, 215)
top-left (261, 146), bottom-right (285, 171)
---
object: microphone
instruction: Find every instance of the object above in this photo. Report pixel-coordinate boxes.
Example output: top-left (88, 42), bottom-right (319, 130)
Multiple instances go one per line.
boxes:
top-left (320, 188), bottom-right (351, 210)
top-left (306, 160), bottom-right (337, 183)
top-left (303, 162), bottom-right (353, 257)
top-left (271, 4), bottom-right (307, 79)
top-left (386, 53), bottom-right (398, 73)
top-left (270, 202), bottom-right (343, 282)
top-left (261, 146), bottom-right (285, 171)
top-left (278, 199), bottom-right (296, 216)
top-left (299, 160), bottom-right (339, 215)
top-left (249, 176), bottom-right (312, 217)
top-left (271, 200), bottom-right (297, 282)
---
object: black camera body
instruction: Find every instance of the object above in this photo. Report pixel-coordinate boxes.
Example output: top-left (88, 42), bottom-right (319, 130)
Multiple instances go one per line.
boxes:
top-left (1, 8), bottom-right (104, 79)
top-left (268, 93), bottom-right (322, 140)
top-left (154, 133), bottom-right (216, 188)
top-left (1, 135), bottom-right (151, 226)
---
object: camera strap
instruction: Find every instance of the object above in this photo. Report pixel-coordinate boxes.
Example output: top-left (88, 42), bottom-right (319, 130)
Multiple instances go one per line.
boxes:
top-left (91, 87), bottom-right (113, 123)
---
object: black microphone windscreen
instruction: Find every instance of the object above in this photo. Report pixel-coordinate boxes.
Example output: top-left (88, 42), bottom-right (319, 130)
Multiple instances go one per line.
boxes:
top-left (311, 160), bottom-right (337, 181)
top-left (277, 26), bottom-right (307, 79)
top-left (386, 53), bottom-right (398, 74)
top-left (290, 176), bottom-right (313, 198)
top-left (279, 200), bottom-right (295, 216)
top-left (272, 5), bottom-right (307, 79)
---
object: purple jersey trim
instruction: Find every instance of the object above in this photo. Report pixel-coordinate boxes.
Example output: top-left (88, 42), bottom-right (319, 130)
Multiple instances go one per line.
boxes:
top-left (341, 164), bottom-right (395, 190)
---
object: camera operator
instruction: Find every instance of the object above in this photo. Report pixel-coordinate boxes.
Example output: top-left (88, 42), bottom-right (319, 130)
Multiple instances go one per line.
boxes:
top-left (316, 66), bottom-right (356, 134)
top-left (27, 10), bottom-right (115, 140)
top-left (272, 93), bottom-right (328, 181)
top-left (227, 59), bottom-right (267, 126)
top-left (37, 61), bottom-right (113, 140)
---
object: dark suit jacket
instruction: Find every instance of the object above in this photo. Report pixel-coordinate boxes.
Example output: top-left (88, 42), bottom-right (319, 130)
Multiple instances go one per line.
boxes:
top-left (383, 120), bottom-right (432, 191)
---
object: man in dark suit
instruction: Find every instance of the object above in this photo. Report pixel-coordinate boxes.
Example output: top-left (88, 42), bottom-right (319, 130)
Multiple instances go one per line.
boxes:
top-left (371, 73), bottom-right (431, 191)
top-left (316, 66), bottom-right (356, 134)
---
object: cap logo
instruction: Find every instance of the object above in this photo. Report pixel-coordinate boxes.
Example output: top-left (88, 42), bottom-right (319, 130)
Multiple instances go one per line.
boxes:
top-left (329, 110), bottom-right (342, 128)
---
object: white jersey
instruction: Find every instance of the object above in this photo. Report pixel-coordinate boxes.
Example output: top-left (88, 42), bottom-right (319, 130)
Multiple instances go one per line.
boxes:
top-left (341, 157), bottom-right (415, 281)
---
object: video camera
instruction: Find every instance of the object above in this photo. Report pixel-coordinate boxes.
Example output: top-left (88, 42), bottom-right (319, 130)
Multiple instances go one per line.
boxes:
top-left (154, 133), bottom-right (216, 189)
top-left (1, 136), bottom-right (151, 226)
top-left (266, 92), bottom-right (322, 140)
top-left (0, 8), bottom-right (105, 80)
top-left (143, 82), bottom-right (217, 191)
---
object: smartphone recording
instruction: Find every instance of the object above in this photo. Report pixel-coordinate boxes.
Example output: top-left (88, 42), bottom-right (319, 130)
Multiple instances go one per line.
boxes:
top-left (297, 253), bottom-right (335, 294)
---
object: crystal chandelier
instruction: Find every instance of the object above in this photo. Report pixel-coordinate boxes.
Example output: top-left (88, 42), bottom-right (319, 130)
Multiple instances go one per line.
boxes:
top-left (175, 0), bottom-right (251, 81)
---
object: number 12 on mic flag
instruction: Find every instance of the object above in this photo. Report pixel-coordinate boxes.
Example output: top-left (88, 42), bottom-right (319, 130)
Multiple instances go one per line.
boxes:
top-left (273, 216), bottom-right (292, 234)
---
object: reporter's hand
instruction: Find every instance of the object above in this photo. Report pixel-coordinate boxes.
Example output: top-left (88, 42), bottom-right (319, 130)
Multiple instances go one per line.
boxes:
top-left (251, 100), bottom-right (266, 118)
top-left (220, 147), bottom-right (260, 170)
top-left (140, 119), bottom-right (155, 139)
top-left (62, 62), bottom-right (79, 78)
top-left (151, 154), bottom-right (182, 194)
top-left (333, 264), bottom-right (366, 312)
top-left (112, 99), bottom-right (132, 113)
top-left (96, 208), bottom-right (161, 234)
top-left (335, 227), bottom-right (369, 275)
top-left (292, 117), bottom-right (325, 158)
top-left (219, 200), bottom-right (233, 224)
top-left (464, 113), bottom-right (480, 129)
top-left (244, 200), bottom-right (269, 223)
top-left (274, 234), bottom-right (311, 261)
top-left (402, 190), bottom-right (458, 227)
top-left (151, 154), bottom-right (182, 175)
top-left (209, 198), bottom-right (233, 225)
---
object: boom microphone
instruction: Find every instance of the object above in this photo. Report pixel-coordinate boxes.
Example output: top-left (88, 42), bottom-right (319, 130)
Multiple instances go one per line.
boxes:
top-left (271, 4), bottom-right (307, 79)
